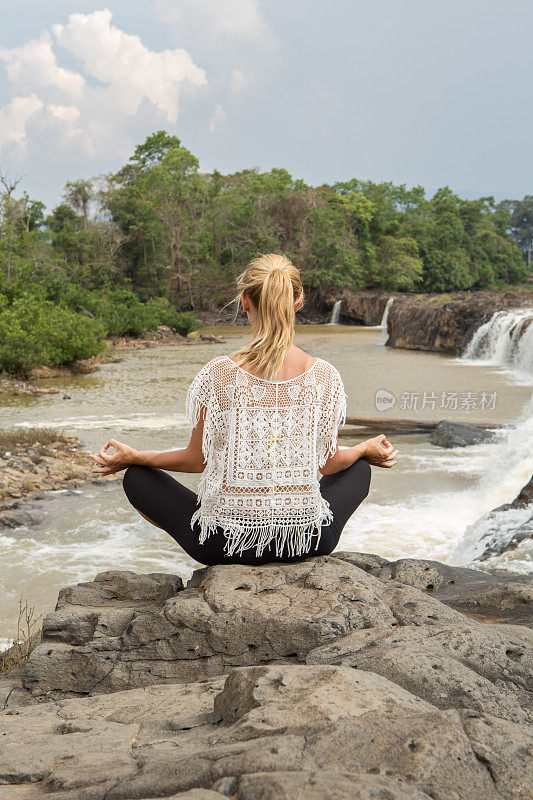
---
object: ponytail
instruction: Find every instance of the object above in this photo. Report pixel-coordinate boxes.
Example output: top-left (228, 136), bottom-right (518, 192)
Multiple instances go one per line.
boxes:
top-left (232, 253), bottom-right (304, 379)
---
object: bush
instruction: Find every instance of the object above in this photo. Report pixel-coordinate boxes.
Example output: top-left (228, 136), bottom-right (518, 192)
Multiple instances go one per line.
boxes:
top-left (65, 289), bottom-right (201, 338)
top-left (0, 297), bottom-right (105, 377)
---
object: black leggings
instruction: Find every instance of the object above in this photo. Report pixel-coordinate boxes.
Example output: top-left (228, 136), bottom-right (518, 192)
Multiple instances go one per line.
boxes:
top-left (122, 459), bottom-right (371, 566)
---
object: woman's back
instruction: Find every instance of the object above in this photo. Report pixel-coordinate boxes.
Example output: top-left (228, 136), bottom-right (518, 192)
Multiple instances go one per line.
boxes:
top-left (186, 352), bottom-right (347, 558)
top-left (94, 252), bottom-right (387, 568)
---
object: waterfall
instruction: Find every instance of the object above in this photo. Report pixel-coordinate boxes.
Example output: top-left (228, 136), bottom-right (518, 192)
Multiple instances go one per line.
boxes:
top-left (328, 300), bottom-right (342, 325)
top-left (462, 308), bottom-right (533, 377)
top-left (379, 297), bottom-right (394, 330)
top-left (450, 396), bottom-right (533, 568)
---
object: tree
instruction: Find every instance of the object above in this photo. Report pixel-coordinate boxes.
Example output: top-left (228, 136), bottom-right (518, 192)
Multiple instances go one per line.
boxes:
top-left (507, 196), bottom-right (533, 269)
top-left (63, 179), bottom-right (94, 222)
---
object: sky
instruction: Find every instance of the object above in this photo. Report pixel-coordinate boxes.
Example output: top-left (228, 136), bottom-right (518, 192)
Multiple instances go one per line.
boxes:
top-left (1, 0), bottom-right (532, 212)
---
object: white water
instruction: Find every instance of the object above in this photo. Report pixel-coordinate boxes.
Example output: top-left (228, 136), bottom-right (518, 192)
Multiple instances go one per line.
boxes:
top-left (328, 300), bottom-right (342, 325)
top-left (461, 308), bottom-right (533, 378)
top-left (446, 311), bottom-right (533, 571)
top-left (449, 396), bottom-right (533, 567)
top-left (380, 297), bottom-right (394, 330)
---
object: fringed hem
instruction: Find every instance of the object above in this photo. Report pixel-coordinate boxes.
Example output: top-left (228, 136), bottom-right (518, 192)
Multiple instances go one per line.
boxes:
top-left (190, 501), bottom-right (334, 559)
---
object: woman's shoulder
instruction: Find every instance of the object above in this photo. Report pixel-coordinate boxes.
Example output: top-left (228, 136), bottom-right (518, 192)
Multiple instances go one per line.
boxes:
top-left (313, 356), bottom-right (343, 381)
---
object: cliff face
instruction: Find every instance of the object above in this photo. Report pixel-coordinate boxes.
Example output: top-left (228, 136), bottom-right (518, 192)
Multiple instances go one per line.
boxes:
top-left (322, 290), bottom-right (394, 325)
top-left (385, 290), bottom-right (533, 354)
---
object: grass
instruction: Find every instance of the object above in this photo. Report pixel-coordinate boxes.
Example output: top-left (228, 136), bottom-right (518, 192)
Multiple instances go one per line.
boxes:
top-left (0, 428), bottom-right (69, 456)
top-left (0, 598), bottom-right (43, 677)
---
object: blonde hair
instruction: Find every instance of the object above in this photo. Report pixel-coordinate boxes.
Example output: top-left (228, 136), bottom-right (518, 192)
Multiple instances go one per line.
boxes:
top-left (232, 253), bottom-right (304, 379)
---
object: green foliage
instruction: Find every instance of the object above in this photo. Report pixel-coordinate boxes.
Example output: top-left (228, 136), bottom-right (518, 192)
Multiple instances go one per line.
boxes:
top-left (0, 297), bottom-right (105, 377)
top-left (0, 131), bottom-right (529, 376)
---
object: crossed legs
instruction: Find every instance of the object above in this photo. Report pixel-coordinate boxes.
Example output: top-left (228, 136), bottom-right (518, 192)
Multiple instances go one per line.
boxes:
top-left (122, 458), bottom-right (371, 566)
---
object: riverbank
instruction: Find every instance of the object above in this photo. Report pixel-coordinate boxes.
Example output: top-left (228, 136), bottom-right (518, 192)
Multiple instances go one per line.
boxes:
top-left (0, 326), bottom-right (225, 393)
top-left (0, 429), bottom-right (119, 528)
top-left (0, 554), bottom-right (530, 798)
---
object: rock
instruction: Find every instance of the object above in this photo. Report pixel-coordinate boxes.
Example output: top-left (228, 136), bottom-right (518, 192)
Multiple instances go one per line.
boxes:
top-left (455, 583), bottom-right (533, 623)
top-left (323, 290), bottom-right (393, 326)
top-left (0, 666), bottom-right (37, 711)
top-left (306, 624), bottom-right (532, 722)
top-left (2, 664), bottom-right (531, 799)
top-left (21, 558), bottom-right (473, 701)
top-left (385, 290), bottom-right (533, 354)
top-left (513, 475), bottom-right (533, 507)
top-left (0, 435), bottom-right (120, 528)
top-left (328, 550), bottom-right (388, 576)
top-left (2, 557), bottom-right (533, 798)
top-left (471, 475), bottom-right (533, 562)
top-left (430, 420), bottom-right (496, 447)
top-left (332, 552), bottom-right (533, 625)
top-left (0, 508), bottom-right (43, 528)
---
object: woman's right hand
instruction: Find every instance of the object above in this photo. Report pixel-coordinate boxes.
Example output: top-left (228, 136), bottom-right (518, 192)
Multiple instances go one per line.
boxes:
top-left (360, 434), bottom-right (398, 468)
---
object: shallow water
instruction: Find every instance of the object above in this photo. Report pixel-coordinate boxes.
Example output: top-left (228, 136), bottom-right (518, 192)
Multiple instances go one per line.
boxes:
top-left (0, 324), bottom-right (531, 644)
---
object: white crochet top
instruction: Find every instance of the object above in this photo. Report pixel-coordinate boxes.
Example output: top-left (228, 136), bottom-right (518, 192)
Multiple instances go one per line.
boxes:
top-left (185, 354), bottom-right (347, 558)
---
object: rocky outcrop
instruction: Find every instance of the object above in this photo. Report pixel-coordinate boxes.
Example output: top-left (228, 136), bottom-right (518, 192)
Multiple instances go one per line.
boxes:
top-left (334, 551), bottom-right (533, 624)
top-left (463, 475), bottom-right (533, 563)
top-left (0, 433), bottom-right (119, 527)
top-left (3, 662), bottom-right (531, 800)
top-left (322, 290), bottom-right (394, 325)
top-left (0, 379), bottom-right (59, 396)
top-left (1, 555), bottom-right (531, 799)
top-left (430, 420), bottom-right (496, 447)
top-left (385, 290), bottom-right (533, 354)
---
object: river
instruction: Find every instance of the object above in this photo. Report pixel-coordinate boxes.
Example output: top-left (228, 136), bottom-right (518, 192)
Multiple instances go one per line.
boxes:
top-left (1, 321), bottom-right (532, 644)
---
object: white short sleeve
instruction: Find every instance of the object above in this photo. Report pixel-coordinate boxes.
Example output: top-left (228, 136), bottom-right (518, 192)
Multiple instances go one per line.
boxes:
top-left (316, 366), bottom-right (347, 468)
top-left (185, 361), bottom-right (213, 429)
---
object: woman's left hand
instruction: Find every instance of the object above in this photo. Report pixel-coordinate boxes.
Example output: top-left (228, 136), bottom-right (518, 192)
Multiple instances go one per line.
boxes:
top-left (88, 439), bottom-right (138, 476)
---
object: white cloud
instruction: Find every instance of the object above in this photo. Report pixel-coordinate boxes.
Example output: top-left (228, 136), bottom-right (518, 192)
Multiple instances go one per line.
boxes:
top-left (52, 9), bottom-right (207, 125)
top-left (154, 0), bottom-right (272, 43)
top-left (0, 32), bottom-right (84, 100)
top-left (230, 68), bottom-right (253, 94)
top-left (0, 8), bottom-right (208, 158)
top-left (209, 103), bottom-right (227, 133)
top-left (0, 94), bottom-right (43, 151)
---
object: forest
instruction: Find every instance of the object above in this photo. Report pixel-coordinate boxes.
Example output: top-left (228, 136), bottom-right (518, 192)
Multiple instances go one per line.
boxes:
top-left (0, 130), bottom-right (531, 376)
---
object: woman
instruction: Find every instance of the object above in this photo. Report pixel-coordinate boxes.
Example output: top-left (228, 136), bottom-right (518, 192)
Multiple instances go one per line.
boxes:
top-left (89, 253), bottom-right (398, 566)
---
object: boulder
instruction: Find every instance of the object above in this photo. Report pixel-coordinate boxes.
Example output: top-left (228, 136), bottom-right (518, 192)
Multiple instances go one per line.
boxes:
top-left (24, 557), bottom-right (464, 700)
top-left (306, 624), bottom-right (533, 722)
top-left (1, 664), bottom-right (531, 800)
top-left (332, 552), bottom-right (533, 625)
top-left (430, 420), bottom-right (496, 448)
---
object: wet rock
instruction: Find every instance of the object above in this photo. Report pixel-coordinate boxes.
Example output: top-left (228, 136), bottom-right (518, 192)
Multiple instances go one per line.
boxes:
top-left (512, 475), bottom-right (533, 507)
top-left (0, 507), bottom-right (43, 528)
top-left (430, 420), bottom-right (496, 448)
top-left (470, 475), bottom-right (533, 562)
